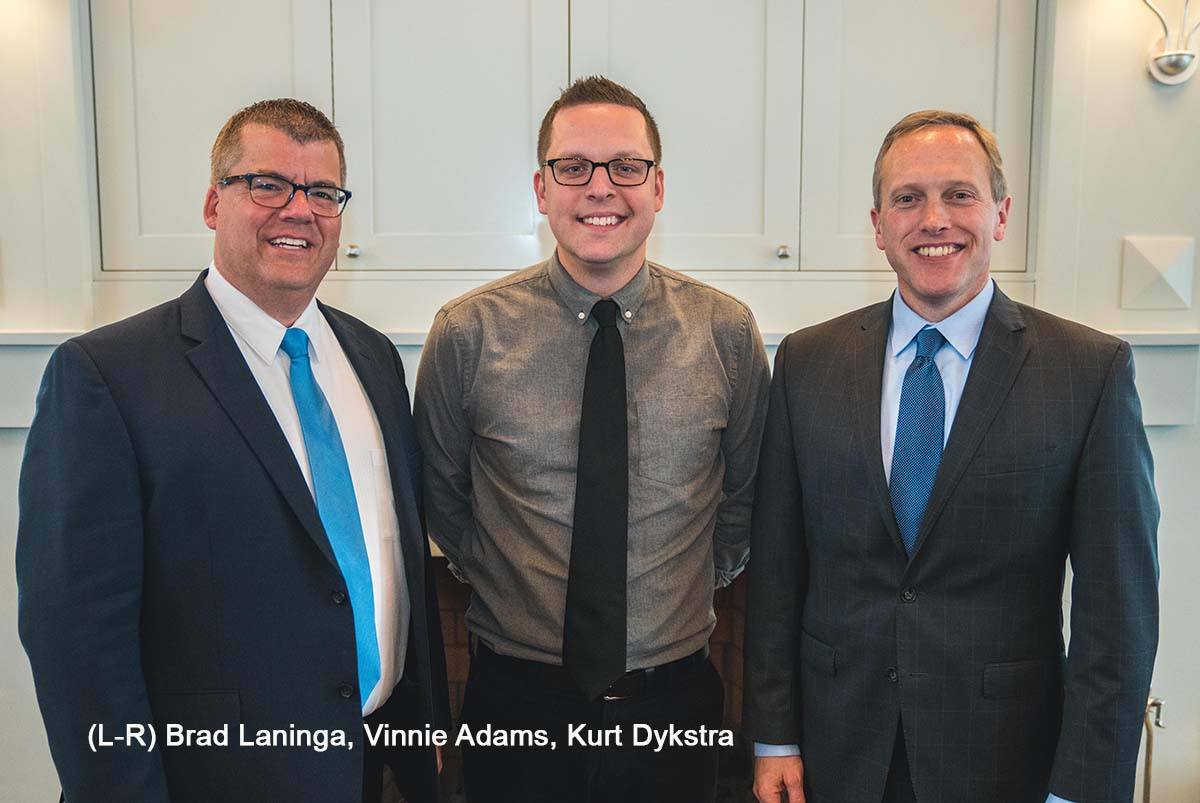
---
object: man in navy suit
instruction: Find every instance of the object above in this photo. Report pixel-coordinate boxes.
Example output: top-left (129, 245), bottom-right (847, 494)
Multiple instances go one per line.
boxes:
top-left (17, 98), bottom-right (448, 803)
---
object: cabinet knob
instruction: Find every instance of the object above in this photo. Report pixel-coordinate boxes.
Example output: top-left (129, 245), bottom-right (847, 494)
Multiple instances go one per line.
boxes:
top-left (776, 244), bottom-right (791, 259)
top-left (345, 243), bottom-right (361, 258)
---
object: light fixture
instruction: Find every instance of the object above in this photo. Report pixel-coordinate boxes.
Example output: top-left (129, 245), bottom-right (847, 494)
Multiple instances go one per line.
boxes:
top-left (1143, 0), bottom-right (1199, 84)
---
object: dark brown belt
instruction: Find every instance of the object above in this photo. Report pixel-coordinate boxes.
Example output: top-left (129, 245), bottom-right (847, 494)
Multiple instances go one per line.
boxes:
top-left (472, 639), bottom-right (709, 701)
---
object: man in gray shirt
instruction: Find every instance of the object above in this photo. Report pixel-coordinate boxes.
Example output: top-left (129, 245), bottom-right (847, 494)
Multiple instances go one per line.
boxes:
top-left (414, 76), bottom-right (770, 803)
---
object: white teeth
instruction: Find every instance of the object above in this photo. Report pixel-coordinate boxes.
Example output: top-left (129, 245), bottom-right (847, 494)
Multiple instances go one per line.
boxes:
top-left (269, 237), bottom-right (309, 249)
top-left (582, 216), bottom-right (620, 227)
top-left (916, 245), bottom-right (959, 257)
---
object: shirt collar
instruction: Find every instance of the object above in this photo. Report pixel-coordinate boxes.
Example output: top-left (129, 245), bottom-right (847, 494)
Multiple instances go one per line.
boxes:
top-left (204, 262), bottom-right (324, 366)
top-left (545, 250), bottom-right (651, 326)
top-left (889, 279), bottom-right (994, 360)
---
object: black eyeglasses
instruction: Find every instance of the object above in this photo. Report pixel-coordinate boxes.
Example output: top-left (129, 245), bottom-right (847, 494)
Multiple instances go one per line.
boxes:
top-left (543, 158), bottom-right (657, 187)
top-left (217, 173), bottom-right (352, 217)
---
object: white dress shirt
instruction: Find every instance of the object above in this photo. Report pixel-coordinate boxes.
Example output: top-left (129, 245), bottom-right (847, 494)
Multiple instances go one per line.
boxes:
top-left (205, 264), bottom-right (409, 716)
top-left (756, 280), bottom-right (1075, 803)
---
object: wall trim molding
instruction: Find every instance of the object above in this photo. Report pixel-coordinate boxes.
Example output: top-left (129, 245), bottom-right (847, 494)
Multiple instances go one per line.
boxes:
top-left (7, 328), bottom-right (1198, 349)
top-left (0, 332), bottom-right (84, 346)
top-left (4, 329), bottom-right (1196, 429)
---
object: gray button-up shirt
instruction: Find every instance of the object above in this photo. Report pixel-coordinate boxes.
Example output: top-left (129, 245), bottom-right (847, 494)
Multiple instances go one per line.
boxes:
top-left (414, 255), bottom-right (770, 669)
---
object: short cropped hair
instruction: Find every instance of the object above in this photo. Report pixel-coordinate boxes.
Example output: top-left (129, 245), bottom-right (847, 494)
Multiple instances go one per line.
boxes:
top-left (872, 109), bottom-right (1007, 209)
top-left (210, 98), bottom-right (345, 185)
top-left (537, 76), bottom-right (662, 165)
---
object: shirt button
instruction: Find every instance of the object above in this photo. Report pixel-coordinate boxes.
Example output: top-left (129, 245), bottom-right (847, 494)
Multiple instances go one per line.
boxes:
top-left (900, 588), bottom-right (917, 603)
top-left (331, 590), bottom-right (346, 605)
top-left (338, 683), bottom-right (355, 699)
top-left (624, 310), bottom-right (632, 319)
top-left (886, 667), bottom-right (899, 683)
top-left (577, 311), bottom-right (586, 320)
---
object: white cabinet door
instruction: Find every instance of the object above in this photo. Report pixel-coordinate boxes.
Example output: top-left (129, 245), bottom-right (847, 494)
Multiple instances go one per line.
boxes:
top-left (570, 0), bottom-right (804, 270)
top-left (331, 0), bottom-right (568, 270)
top-left (799, 0), bottom-right (1037, 271)
top-left (92, 0), bottom-right (332, 271)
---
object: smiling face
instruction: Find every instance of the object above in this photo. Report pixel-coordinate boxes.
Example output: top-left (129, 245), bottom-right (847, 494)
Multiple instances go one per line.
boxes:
top-left (203, 123), bottom-right (342, 324)
top-left (870, 125), bottom-right (1011, 322)
top-left (534, 103), bottom-right (664, 294)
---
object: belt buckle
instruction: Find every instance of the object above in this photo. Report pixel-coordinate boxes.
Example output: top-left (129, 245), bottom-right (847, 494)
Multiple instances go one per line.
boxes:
top-left (602, 684), bottom-right (635, 701)
top-left (600, 669), bottom-right (644, 701)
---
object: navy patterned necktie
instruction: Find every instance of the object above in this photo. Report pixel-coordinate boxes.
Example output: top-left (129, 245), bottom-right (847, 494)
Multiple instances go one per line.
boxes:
top-left (889, 327), bottom-right (947, 556)
top-left (563, 299), bottom-right (628, 700)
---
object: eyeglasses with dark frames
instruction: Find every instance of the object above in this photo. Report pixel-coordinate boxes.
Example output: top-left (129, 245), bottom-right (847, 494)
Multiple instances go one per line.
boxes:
top-left (543, 158), bottom-right (657, 187)
top-left (216, 173), bottom-right (352, 217)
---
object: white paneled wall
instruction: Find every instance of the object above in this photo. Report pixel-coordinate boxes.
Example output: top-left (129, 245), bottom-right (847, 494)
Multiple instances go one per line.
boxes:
top-left (800, 0), bottom-right (1037, 271)
top-left (333, 0), bottom-right (566, 269)
top-left (2, 0), bottom-right (1199, 799)
top-left (91, 0), bottom-right (333, 270)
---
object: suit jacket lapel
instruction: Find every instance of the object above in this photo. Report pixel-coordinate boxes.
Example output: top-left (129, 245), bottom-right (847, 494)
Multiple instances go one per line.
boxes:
top-left (322, 306), bottom-right (427, 600)
top-left (180, 273), bottom-right (337, 568)
top-left (908, 287), bottom-right (1030, 561)
top-left (852, 299), bottom-right (908, 557)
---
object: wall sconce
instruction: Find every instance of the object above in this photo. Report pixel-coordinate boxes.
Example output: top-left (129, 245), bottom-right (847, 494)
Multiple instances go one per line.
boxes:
top-left (1143, 0), bottom-right (1199, 84)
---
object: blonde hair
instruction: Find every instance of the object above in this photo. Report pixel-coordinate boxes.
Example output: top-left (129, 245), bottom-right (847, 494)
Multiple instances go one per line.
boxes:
top-left (872, 109), bottom-right (1007, 209)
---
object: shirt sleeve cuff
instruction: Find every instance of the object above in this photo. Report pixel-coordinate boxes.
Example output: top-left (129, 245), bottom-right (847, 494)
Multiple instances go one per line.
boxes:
top-left (754, 742), bottom-right (801, 757)
top-left (445, 559), bottom-right (469, 584)
top-left (714, 560), bottom-right (748, 588)
top-left (1046, 795), bottom-right (1076, 803)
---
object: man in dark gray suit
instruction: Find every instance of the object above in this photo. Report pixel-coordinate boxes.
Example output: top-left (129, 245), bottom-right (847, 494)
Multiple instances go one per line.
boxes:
top-left (744, 110), bottom-right (1159, 803)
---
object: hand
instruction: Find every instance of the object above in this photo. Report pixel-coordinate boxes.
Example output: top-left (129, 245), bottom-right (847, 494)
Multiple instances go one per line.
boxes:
top-left (753, 755), bottom-right (805, 803)
top-left (436, 745), bottom-right (443, 774)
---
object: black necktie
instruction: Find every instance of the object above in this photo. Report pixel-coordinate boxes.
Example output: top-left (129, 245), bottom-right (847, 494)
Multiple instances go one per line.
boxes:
top-left (563, 298), bottom-right (628, 700)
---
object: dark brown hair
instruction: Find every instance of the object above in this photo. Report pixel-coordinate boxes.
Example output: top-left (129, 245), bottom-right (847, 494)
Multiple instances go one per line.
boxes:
top-left (537, 76), bottom-right (661, 164)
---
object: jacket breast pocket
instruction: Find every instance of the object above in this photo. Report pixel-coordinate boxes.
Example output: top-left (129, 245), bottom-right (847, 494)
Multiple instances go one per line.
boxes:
top-left (981, 656), bottom-right (1063, 699)
top-left (964, 436), bottom-right (1072, 477)
top-left (635, 394), bottom-right (727, 486)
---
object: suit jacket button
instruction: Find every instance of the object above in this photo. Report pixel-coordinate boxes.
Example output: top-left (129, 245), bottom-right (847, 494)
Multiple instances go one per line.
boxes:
top-left (331, 590), bottom-right (347, 605)
top-left (900, 588), bottom-right (917, 603)
top-left (338, 683), bottom-right (355, 699)
top-left (886, 667), bottom-right (899, 683)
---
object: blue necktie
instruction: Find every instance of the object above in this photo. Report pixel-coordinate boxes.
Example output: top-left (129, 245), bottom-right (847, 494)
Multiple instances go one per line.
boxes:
top-left (281, 328), bottom-right (380, 706)
top-left (889, 327), bottom-right (947, 556)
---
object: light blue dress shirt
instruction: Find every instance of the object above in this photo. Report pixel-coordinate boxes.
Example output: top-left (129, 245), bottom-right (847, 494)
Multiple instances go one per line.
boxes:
top-left (880, 280), bottom-right (992, 481)
top-left (754, 282), bottom-right (1074, 803)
